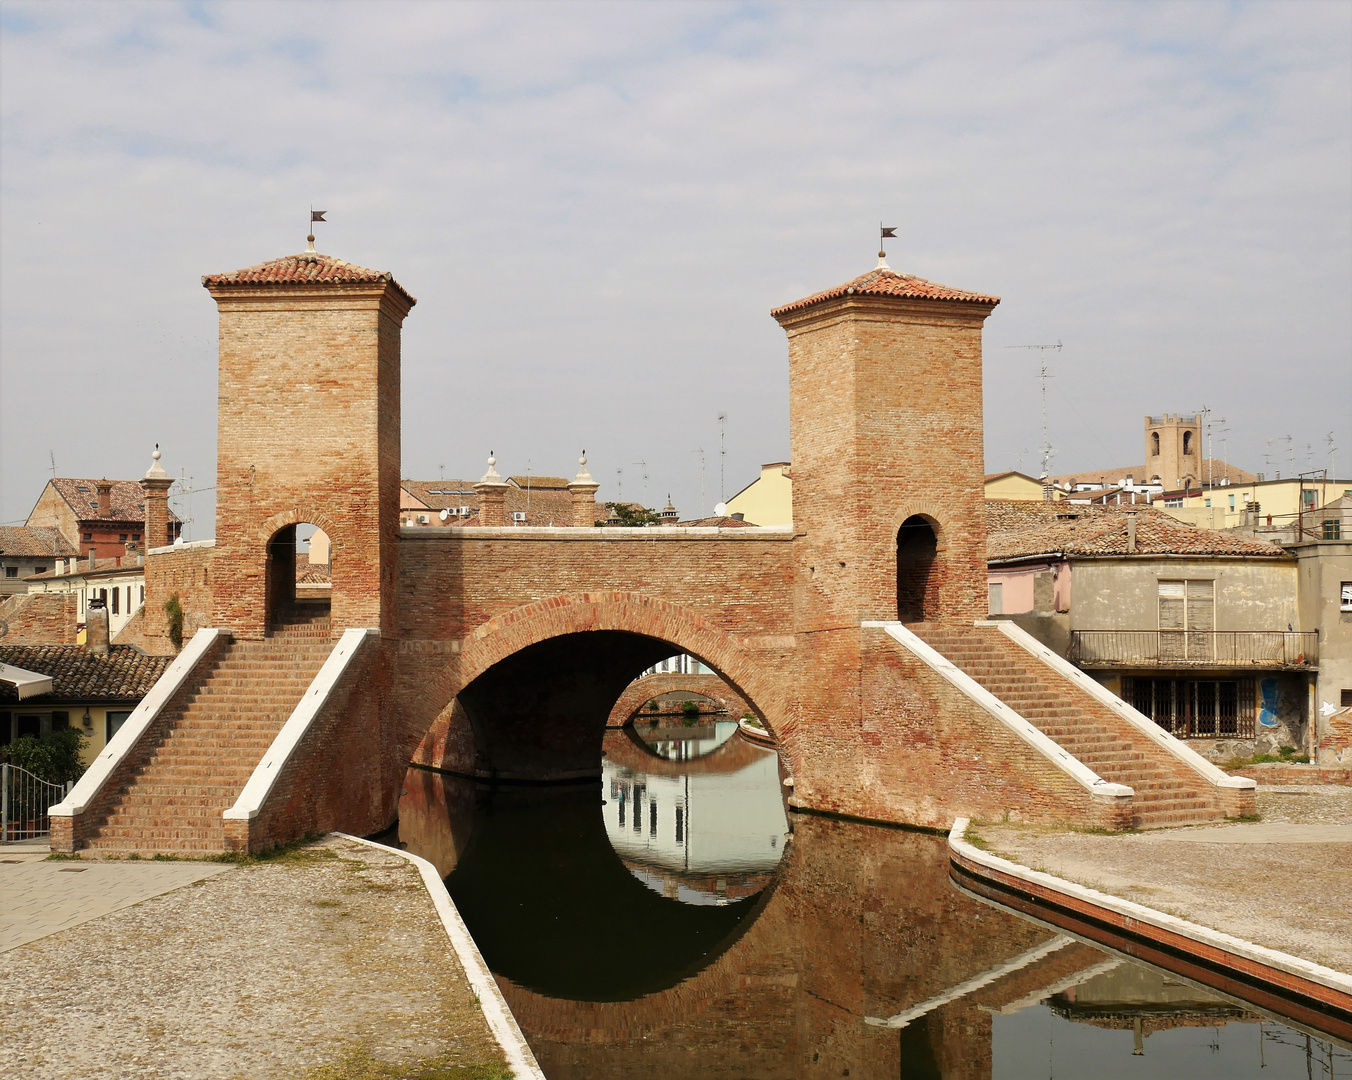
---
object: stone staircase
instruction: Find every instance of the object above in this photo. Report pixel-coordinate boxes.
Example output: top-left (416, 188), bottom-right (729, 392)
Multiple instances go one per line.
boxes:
top-left (268, 601), bottom-right (332, 639)
top-left (915, 625), bottom-right (1226, 828)
top-left (81, 635), bottom-right (333, 853)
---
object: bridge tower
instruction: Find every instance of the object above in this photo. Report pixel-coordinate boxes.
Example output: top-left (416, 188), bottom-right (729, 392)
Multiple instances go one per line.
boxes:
top-left (203, 250), bottom-right (416, 638)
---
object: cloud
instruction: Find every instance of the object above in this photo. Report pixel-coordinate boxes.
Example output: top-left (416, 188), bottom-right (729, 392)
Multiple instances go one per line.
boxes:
top-left (1, 0), bottom-right (1348, 527)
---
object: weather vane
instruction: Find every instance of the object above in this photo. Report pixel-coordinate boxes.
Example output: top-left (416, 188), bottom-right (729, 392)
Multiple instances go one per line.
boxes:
top-left (306, 207), bottom-right (327, 253)
top-left (878, 222), bottom-right (896, 269)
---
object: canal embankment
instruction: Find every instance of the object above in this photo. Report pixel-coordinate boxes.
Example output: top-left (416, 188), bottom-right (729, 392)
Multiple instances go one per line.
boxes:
top-left (0, 835), bottom-right (533, 1079)
top-left (953, 784), bottom-right (1352, 1040)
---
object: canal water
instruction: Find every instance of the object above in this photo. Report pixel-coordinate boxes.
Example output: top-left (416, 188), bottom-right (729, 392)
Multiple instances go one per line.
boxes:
top-left (390, 718), bottom-right (1349, 1079)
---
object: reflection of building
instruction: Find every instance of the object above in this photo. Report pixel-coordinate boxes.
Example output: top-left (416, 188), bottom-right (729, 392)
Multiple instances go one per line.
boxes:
top-left (603, 725), bottom-right (786, 904)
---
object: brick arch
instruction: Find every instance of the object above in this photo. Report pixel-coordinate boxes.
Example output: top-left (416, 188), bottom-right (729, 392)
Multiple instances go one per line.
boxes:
top-left (893, 504), bottom-right (950, 623)
top-left (888, 501), bottom-right (951, 551)
top-left (410, 592), bottom-right (795, 776)
top-left (606, 673), bottom-right (751, 728)
top-left (256, 506), bottom-right (344, 548)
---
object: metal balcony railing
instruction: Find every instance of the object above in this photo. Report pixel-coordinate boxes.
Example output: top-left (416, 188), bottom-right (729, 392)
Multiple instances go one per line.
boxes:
top-left (1068, 630), bottom-right (1318, 669)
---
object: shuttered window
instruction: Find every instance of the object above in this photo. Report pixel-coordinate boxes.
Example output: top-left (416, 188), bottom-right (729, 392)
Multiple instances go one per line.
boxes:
top-left (1159, 579), bottom-right (1214, 662)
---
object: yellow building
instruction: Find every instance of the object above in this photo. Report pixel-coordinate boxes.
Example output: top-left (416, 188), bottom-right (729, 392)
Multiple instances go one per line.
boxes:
top-left (983, 471), bottom-right (1063, 502)
top-left (1159, 477), bottom-right (1352, 535)
top-left (724, 462), bottom-right (793, 526)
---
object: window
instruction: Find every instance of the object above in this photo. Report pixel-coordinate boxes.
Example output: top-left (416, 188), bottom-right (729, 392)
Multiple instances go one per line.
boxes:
top-left (988, 582), bottom-right (1003, 615)
top-left (1342, 689), bottom-right (1352, 707)
top-left (1341, 583), bottom-right (1352, 612)
top-left (140, 586), bottom-right (145, 604)
top-left (1126, 677), bottom-right (1255, 738)
top-left (111, 588), bottom-right (119, 614)
top-left (0, 711), bottom-right (9, 746)
top-left (1228, 495), bottom-right (1236, 511)
top-left (1164, 498), bottom-right (1183, 508)
top-left (1302, 489), bottom-right (1318, 510)
top-left (107, 710), bottom-right (133, 743)
top-left (1150, 431), bottom-right (1160, 456)
top-left (1159, 579), bottom-right (1214, 661)
top-left (3, 567), bottom-right (16, 578)
top-left (132, 533), bottom-right (141, 541)
top-left (119, 533), bottom-right (128, 542)
top-left (51, 712), bottom-right (69, 731)
top-left (82, 532), bottom-right (93, 541)
top-left (1325, 519), bottom-right (1343, 540)
top-left (34, 566), bottom-right (46, 575)
top-left (1183, 431), bottom-right (1193, 455)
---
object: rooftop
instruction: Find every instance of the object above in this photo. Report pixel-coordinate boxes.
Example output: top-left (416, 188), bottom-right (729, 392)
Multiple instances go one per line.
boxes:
top-left (26, 556), bottom-right (144, 582)
top-left (202, 252), bottom-right (417, 306)
top-left (43, 478), bottom-right (180, 526)
top-left (771, 265), bottom-right (999, 318)
top-left (0, 644), bottom-right (173, 704)
top-left (0, 526), bottom-right (77, 559)
top-left (985, 500), bottom-right (1287, 562)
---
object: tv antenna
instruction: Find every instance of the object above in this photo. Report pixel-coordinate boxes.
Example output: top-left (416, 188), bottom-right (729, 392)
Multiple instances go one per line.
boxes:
top-left (1005, 341), bottom-right (1062, 482)
top-left (631, 460), bottom-right (649, 507)
top-left (717, 413), bottom-right (728, 503)
top-left (615, 467), bottom-right (623, 501)
top-left (690, 448), bottom-right (707, 517)
top-left (1327, 432), bottom-right (1338, 480)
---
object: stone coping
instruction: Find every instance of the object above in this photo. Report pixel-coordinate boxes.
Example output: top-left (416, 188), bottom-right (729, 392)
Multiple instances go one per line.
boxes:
top-left (336, 834), bottom-right (545, 1080)
top-left (982, 619), bottom-right (1255, 792)
top-left (866, 621), bottom-right (1132, 804)
top-left (947, 817), bottom-right (1352, 1041)
top-left (400, 524), bottom-right (795, 540)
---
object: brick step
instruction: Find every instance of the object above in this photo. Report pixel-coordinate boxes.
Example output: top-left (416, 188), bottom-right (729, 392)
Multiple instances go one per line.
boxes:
top-left (84, 826), bottom-right (226, 844)
top-left (83, 837), bottom-right (228, 853)
top-left (111, 782), bottom-right (249, 798)
top-left (97, 813), bottom-right (227, 830)
top-left (103, 792), bottom-right (237, 809)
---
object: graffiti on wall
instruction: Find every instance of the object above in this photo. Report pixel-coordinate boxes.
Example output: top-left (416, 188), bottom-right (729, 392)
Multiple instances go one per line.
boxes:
top-left (1258, 677), bottom-right (1281, 728)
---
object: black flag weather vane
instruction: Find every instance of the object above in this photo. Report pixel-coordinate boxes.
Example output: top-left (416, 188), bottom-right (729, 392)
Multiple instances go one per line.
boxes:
top-left (306, 207), bottom-right (327, 251)
top-left (879, 222), bottom-right (896, 261)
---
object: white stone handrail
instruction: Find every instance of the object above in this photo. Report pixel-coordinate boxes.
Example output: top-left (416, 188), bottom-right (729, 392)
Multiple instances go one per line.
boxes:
top-left (224, 628), bottom-right (376, 822)
top-left (862, 621), bottom-right (1133, 803)
top-left (50, 628), bottom-right (229, 817)
top-left (982, 620), bottom-right (1256, 792)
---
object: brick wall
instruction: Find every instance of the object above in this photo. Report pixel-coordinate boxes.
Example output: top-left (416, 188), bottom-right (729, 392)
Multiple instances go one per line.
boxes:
top-left (206, 281), bottom-right (412, 639)
top-left (0, 592), bottom-right (78, 644)
top-left (140, 544), bottom-right (216, 651)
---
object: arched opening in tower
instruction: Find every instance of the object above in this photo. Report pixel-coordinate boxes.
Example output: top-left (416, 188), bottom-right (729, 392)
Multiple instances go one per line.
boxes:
top-left (264, 522), bottom-right (331, 634)
top-left (896, 515), bottom-right (939, 623)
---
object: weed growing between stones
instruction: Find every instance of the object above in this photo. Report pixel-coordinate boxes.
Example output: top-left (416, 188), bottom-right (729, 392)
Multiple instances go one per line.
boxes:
top-left (292, 1044), bottom-right (513, 1080)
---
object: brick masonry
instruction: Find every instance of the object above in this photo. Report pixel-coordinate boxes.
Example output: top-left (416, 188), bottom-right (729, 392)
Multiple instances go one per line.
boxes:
top-left (88, 251), bottom-right (1235, 854)
top-left (0, 592), bottom-right (78, 645)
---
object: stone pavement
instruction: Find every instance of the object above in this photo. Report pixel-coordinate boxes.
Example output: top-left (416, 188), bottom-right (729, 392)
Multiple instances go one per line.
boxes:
top-left (0, 843), bottom-right (231, 953)
top-left (0, 837), bottom-right (511, 1079)
top-left (975, 785), bottom-right (1352, 974)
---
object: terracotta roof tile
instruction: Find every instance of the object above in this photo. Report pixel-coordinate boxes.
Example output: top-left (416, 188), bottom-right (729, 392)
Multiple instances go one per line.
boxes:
top-left (772, 266), bottom-right (999, 318)
top-left (0, 527), bottom-right (77, 559)
top-left (202, 252), bottom-right (416, 306)
top-left (985, 500), bottom-right (1286, 561)
top-left (0, 644), bottom-right (172, 703)
top-left (47, 478), bottom-right (179, 526)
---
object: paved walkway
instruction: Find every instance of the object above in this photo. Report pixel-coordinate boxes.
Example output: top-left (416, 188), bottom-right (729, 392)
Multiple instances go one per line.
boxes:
top-left (0, 844), bottom-right (231, 954)
top-left (975, 785), bottom-right (1352, 974)
top-left (0, 837), bottom-right (510, 1079)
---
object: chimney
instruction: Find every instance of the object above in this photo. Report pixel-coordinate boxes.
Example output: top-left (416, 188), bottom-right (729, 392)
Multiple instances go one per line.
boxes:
top-left (96, 479), bottom-right (113, 518)
top-left (86, 597), bottom-right (110, 657)
top-left (87, 549), bottom-right (97, 571)
top-left (474, 453), bottom-right (509, 528)
top-left (140, 445), bottom-right (174, 550)
top-left (1040, 474), bottom-right (1054, 502)
top-left (1126, 512), bottom-right (1138, 554)
top-left (567, 453), bottom-right (601, 527)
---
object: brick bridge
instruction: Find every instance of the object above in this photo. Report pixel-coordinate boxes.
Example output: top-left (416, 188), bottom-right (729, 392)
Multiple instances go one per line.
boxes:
top-left (605, 672), bottom-right (749, 727)
top-left (52, 245), bottom-right (1254, 854)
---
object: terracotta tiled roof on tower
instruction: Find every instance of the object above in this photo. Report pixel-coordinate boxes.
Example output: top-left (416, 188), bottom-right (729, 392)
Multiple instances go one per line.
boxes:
top-left (202, 252), bottom-right (417, 306)
top-left (770, 265), bottom-right (1000, 317)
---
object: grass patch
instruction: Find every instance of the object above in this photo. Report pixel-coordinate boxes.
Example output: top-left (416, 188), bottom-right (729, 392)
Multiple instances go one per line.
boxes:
top-left (294, 1045), bottom-right (512, 1080)
top-left (44, 851), bottom-right (83, 861)
top-left (206, 834), bottom-right (337, 866)
top-left (314, 899), bottom-right (342, 909)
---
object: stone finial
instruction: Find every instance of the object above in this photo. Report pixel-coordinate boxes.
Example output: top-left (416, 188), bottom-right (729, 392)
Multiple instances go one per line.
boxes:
top-left (660, 495), bottom-right (678, 522)
top-left (573, 452), bottom-right (595, 485)
top-left (479, 453), bottom-right (504, 485)
top-left (143, 444), bottom-right (169, 481)
top-left (875, 250), bottom-right (891, 271)
top-left (568, 450), bottom-right (601, 527)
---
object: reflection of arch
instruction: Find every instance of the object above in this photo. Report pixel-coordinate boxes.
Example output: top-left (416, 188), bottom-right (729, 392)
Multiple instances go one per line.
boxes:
top-left (411, 593), bottom-right (794, 782)
top-left (896, 514), bottom-right (940, 623)
top-left (607, 673), bottom-right (750, 727)
top-left (607, 727), bottom-right (777, 777)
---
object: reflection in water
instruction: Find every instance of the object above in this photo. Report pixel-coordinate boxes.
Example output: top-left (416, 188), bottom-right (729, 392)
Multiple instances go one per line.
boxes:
top-left (392, 726), bottom-right (1349, 1079)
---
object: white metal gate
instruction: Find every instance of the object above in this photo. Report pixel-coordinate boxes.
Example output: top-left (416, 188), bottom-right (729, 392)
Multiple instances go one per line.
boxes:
top-left (1, 763), bottom-right (71, 843)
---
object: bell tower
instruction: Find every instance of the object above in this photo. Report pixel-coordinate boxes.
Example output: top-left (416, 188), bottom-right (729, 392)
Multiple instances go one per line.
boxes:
top-left (203, 250), bottom-right (416, 638)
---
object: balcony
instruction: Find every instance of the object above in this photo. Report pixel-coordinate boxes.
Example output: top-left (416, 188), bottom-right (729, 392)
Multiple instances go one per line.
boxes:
top-left (1068, 630), bottom-right (1318, 670)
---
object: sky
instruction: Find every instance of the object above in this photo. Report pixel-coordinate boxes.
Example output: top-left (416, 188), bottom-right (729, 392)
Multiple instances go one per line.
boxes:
top-left (1, 0), bottom-right (1349, 535)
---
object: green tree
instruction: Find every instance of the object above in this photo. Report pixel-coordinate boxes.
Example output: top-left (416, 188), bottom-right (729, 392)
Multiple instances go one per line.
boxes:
top-left (2, 728), bottom-right (89, 784)
top-left (599, 502), bottom-right (661, 527)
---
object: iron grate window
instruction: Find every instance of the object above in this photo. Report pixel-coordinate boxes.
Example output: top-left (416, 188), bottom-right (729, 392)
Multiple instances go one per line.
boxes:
top-left (1124, 677), bottom-right (1256, 738)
